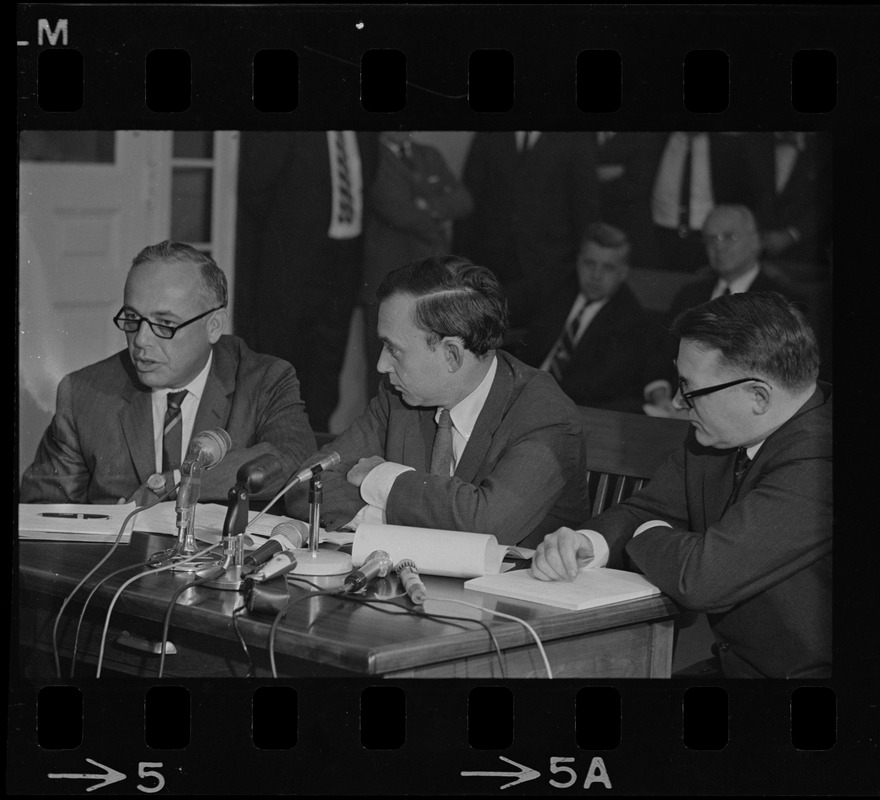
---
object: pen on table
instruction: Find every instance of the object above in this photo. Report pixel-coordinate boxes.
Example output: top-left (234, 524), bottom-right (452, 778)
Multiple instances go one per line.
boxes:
top-left (38, 512), bottom-right (111, 520)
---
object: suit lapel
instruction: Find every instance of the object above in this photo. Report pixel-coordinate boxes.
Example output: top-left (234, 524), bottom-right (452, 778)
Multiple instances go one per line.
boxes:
top-left (454, 356), bottom-right (514, 483)
top-left (192, 344), bottom-right (234, 444)
top-left (401, 406), bottom-right (435, 473)
top-left (119, 378), bottom-right (156, 485)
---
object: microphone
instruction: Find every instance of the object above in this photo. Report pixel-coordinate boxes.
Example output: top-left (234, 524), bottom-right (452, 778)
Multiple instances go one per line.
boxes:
top-left (243, 522), bottom-right (305, 570)
top-left (182, 428), bottom-right (232, 471)
top-left (342, 549), bottom-right (393, 593)
top-left (395, 559), bottom-right (427, 605)
top-left (176, 428), bottom-right (232, 524)
top-left (251, 550), bottom-right (298, 582)
top-left (235, 453), bottom-right (283, 494)
top-left (290, 451), bottom-right (341, 487)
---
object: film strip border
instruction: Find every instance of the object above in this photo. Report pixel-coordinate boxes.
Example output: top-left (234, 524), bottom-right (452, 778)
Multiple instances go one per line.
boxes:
top-left (14, 2), bottom-right (880, 796)
top-left (7, 681), bottom-right (867, 794)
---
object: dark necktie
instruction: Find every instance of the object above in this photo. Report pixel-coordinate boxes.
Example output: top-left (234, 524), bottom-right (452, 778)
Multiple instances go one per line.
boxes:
top-left (162, 390), bottom-right (188, 472)
top-left (430, 409), bottom-right (454, 477)
top-left (333, 132), bottom-right (354, 225)
top-left (678, 134), bottom-right (693, 237)
top-left (548, 301), bottom-right (590, 382)
top-left (731, 447), bottom-right (751, 496)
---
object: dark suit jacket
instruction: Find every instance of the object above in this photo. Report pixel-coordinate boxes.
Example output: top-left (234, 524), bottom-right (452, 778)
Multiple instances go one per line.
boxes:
top-left (286, 350), bottom-right (590, 548)
top-left (453, 132), bottom-right (599, 319)
top-left (742, 132), bottom-right (832, 267)
top-left (519, 282), bottom-right (652, 412)
top-left (20, 335), bottom-right (317, 505)
top-left (361, 140), bottom-right (472, 304)
top-left (587, 383), bottom-right (832, 678)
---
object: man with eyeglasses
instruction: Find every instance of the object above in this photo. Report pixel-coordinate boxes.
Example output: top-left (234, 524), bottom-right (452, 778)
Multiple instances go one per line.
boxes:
top-left (530, 292), bottom-right (832, 679)
top-left (643, 204), bottom-right (806, 418)
top-left (20, 241), bottom-right (316, 506)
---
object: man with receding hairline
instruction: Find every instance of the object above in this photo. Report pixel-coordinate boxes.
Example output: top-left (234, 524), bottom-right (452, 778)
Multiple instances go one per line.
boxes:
top-left (286, 255), bottom-right (589, 548)
top-left (21, 240), bottom-right (316, 506)
top-left (531, 292), bottom-right (831, 678)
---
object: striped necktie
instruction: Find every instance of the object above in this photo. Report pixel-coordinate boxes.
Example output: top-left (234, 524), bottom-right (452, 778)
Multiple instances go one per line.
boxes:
top-left (547, 302), bottom-right (590, 382)
top-left (162, 390), bottom-right (188, 472)
top-left (333, 131), bottom-right (354, 225)
top-left (430, 409), bottom-right (454, 477)
top-left (731, 447), bottom-right (751, 497)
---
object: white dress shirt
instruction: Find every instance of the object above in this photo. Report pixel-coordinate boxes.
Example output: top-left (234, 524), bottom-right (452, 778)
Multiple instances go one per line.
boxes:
top-left (652, 132), bottom-right (714, 231)
top-left (150, 351), bottom-right (213, 478)
top-left (539, 294), bottom-right (609, 372)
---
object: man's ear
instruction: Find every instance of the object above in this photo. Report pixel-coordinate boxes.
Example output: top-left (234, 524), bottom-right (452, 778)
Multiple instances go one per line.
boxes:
top-left (750, 381), bottom-right (772, 414)
top-left (207, 308), bottom-right (228, 343)
top-left (442, 337), bottom-right (465, 372)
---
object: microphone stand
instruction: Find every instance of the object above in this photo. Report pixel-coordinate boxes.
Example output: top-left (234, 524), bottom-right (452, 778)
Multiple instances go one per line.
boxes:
top-left (287, 473), bottom-right (351, 589)
top-left (199, 483), bottom-right (249, 590)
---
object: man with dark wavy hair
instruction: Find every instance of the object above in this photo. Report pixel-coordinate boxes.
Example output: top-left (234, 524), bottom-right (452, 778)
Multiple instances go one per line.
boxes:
top-left (287, 255), bottom-right (589, 548)
top-left (531, 291), bottom-right (832, 678)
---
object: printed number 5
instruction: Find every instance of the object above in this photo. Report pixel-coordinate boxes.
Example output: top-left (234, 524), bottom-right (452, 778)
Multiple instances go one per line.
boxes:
top-left (137, 762), bottom-right (165, 794)
top-left (549, 757), bottom-right (577, 789)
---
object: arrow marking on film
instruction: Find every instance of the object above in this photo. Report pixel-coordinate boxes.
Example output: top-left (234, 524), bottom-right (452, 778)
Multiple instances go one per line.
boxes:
top-left (48, 758), bottom-right (126, 791)
top-left (461, 755), bottom-right (541, 789)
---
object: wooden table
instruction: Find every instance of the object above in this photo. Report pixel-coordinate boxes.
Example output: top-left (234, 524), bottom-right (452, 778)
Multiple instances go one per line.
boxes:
top-left (16, 531), bottom-right (678, 680)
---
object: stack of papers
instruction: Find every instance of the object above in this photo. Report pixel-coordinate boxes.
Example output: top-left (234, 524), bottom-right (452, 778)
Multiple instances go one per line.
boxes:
top-left (18, 503), bottom-right (138, 544)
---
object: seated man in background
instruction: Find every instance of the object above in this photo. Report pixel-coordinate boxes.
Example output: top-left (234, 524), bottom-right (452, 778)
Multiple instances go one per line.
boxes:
top-left (530, 292), bottom-right (832, 679)
top-left (518, 221), bottom-right (654, 413)
top-left (644, 204), bottom-right (808, 418)
top-left (286, 255), bottom-right (589, 549)
top-left (20, 241), bottom-right (316, 506)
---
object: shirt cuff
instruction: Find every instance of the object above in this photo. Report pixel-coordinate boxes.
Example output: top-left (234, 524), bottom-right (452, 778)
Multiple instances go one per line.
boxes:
top-left (343, 504), bottom-right (386, 531)
top-left (633, 520), bottom-right (673, 538)
top-left (644, 379), bottom-right (672, 402)
top-left (576, 530), bottom-right (610, 568)
top-left (360, 462), bottom-right (416, 510)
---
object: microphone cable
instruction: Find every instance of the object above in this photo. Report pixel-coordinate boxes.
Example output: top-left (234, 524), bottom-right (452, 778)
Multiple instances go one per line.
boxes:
top-left (429, 597), bottom-right (553, 679)
top-left (230, 604), bottom-right (255, 678)
top-left (69, 562), bottom-right (145, 678)
top-left (157, 561), bottom-right (229, 678)
top-left (268, 583), bottom-right (338, 678)
top-left (94, 542), bottom-right (223, 677)
top-left (51, 485), bottom-right (178, 678)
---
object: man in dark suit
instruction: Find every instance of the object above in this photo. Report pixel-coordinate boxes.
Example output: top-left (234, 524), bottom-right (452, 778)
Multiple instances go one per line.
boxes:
top-left (650, 132), bottom-right (761, 273)
top-left (644, 204), bottom-right (808, 416)
top-left (286, 256), bottom-right (589, 549)
top-left (518, 222), bottom-right (652, 413)
top-left (453, 131), bottom-right (599, 327)
top-left (361, 131), bottom-right (473, 397)
top-left (234, 131), bottom-right (380, 433)
top-left (20, 241), bottom-right (316, 506)
top-left (531, 292), bottom-right (832, 678)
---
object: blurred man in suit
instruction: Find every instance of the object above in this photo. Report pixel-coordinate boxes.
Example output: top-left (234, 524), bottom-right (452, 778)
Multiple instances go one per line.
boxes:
top-left (644, 204), bottom-right (808, 417)
top-left (531, 292), bottom-right (832, 679)
top-left (519, 222), bottom-right (653, 413)
top-left (234, 131), bottom-right (379, 433)
top-left (286, 255), bottom-right (589, 548)
top-left (361, 131), bottom-right (472, 397)
top-left (453, 131), bottom-right (599, 327)
top-left (21, 241), bottom-right (316, 506)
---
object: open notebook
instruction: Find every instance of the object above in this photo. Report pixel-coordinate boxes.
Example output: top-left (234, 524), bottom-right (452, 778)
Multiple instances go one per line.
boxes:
top-left (464, 567), bottom-right (661, 611)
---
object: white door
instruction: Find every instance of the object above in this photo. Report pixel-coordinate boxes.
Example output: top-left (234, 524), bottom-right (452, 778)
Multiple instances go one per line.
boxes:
top-left (18, 130), bottom-right (165, 474)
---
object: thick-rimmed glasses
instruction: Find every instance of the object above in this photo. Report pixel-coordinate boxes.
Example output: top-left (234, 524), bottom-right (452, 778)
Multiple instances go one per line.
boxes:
top-left (676, 376), bottom-right (766, 409)
top-left (112, 306), bottom-right (224, 339)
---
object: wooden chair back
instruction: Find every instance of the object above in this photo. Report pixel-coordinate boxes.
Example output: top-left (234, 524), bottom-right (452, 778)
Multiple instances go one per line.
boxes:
top-left (579, 406), bottom-right (690, 516)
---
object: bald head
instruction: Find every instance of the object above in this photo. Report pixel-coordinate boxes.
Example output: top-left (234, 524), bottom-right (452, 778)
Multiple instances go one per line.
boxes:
top-left (702, 205), bottom-right (762, 281)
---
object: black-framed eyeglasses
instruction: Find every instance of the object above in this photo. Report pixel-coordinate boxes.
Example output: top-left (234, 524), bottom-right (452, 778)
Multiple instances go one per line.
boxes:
top-left (112, 306), bottom-right (224, 339)
top-left (676, 376), bottom-right (765, 409)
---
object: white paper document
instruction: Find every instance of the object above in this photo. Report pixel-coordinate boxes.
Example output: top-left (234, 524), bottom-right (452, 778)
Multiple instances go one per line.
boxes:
top-left (463, 567), bottom-right (661, 611)
top-left (352, 523), bottom-right (534, 578)
top-left (18, 503), bottom-right (138, 544)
